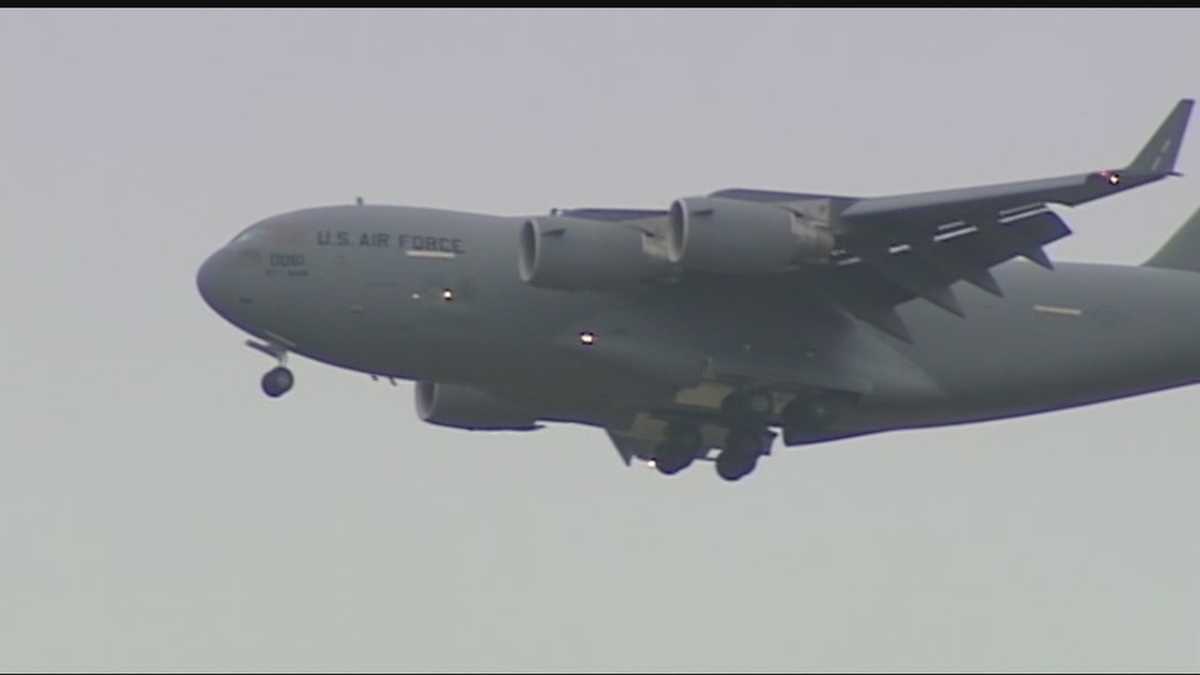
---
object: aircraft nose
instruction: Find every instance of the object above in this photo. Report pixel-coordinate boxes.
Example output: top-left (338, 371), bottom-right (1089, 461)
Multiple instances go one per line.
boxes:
top-left (196, 248), bottom-right (232, 315)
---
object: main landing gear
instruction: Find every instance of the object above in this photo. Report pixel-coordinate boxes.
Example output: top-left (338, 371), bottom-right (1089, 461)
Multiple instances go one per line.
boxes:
top-left (654, 425), bottom-right (703, 476)
top-left (246, 339), bottom-right (294, 399)
top-left (649, 391), bottom-right (776, 482)
top-left (652, 423), bottom-right (771, 482)
top-left (714, 390), bottom-right (776, 482)
top-left (715, 426), bottom-right (771, 482)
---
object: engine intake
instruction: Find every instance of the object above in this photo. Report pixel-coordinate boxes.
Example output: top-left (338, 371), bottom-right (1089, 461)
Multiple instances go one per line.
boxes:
top-left (415, 381), bottom-right (540, 431)
top-left (518, 215), bottom-right (672, 291)
top-left (667, 197), bottom-right (834, 275)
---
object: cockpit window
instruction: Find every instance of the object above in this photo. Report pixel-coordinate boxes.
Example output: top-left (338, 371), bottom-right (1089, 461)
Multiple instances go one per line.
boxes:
top-left (231, 225), bottom-right (261, 244)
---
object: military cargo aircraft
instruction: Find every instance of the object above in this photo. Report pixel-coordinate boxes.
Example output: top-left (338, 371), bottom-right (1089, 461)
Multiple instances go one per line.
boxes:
top-left (198, 99), bottom-right (1197, 481)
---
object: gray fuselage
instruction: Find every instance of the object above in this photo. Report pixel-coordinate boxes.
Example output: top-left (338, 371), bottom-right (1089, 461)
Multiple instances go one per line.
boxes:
top-left (196, 204), bottom-right (1200, 444)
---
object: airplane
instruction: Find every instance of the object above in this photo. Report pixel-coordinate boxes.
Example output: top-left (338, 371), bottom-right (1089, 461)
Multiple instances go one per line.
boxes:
top-left (198, 99), bottom-right (1198, 482)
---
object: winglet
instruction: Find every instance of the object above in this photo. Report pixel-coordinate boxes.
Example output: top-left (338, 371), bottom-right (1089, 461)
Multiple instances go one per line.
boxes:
top-left (1127, 98), bottom-right (1194, 174)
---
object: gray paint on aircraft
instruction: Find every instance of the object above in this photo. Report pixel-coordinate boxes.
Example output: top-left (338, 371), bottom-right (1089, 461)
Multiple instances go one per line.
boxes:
top-left (198, 98), bottom-right (1200, 469)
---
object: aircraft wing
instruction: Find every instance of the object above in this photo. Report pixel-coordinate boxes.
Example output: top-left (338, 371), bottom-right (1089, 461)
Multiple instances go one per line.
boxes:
top-left (820, 205), bottom-right (1073, 340)
top-left (720, 99), bottom-right (1194, 341)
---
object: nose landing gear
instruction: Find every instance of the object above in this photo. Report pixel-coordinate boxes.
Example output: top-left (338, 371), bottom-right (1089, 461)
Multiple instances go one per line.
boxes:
top-left (261, 366), bottom-right (294, 398)
top-left (246, 338), bottom-right (294, 399)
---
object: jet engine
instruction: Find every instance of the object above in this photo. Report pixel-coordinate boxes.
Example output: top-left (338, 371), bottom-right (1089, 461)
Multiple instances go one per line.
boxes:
top-left (415, 381), bottom-right (541, 431)
top-left (518, 215), bottom-right (672, 291)
top-left (667, 196), bottom-right (834, 275)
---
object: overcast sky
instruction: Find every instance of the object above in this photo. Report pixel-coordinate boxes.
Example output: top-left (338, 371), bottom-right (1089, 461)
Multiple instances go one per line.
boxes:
top-left (4, 8), bottom-right (1200, 672)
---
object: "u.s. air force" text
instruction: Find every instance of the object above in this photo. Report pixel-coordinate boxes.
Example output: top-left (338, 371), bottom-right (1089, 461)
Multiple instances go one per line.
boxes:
top-left (316, 230), bottom-right (465, 254)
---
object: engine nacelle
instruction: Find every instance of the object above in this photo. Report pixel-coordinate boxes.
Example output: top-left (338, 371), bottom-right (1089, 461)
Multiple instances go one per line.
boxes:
top-left (667, 196), bottom-right (834, 275)
top-left (518, 215), bottom-right (672, 291)
top-left (415, 381), bottom-right (540, 431)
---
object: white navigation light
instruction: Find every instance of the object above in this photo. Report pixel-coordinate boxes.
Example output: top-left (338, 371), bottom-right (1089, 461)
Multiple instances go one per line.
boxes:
top-left (1100, 169), bottom-right (1121, 185)
top-left (579, 331), bottom-right (596, 346)
top-left (442, 288), bottom-right (455, 302)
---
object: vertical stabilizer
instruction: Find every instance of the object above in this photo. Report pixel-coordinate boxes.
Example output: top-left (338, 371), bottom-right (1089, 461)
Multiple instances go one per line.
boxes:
top-left (1144, 204), bottom-right (1200, 272)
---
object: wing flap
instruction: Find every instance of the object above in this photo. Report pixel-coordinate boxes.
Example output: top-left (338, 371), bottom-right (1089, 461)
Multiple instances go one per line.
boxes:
top-left (825, 209), bottom-right (1072, 336)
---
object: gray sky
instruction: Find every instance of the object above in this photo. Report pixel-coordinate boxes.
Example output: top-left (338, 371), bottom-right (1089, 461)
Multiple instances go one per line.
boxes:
top-left (4, 8), bottom-right (1200, 672)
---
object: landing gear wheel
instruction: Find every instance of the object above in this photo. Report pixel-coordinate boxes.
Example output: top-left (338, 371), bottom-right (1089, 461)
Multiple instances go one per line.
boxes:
top-left (655, 448), bottom-right (693, 475)
top-left (261, 366), bottom-right (294, 398)
top-left (715, 449), bottom-right (758, 482)
top-left (654, 425), bottom-right (703, 476)
top-left (715, 427), bottom-right (766, 481)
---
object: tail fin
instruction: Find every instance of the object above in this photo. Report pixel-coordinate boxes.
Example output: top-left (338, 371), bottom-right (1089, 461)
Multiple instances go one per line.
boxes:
top-left (1145, 204), bottom-right (1200, 272)
top-left (1128, 99), bottom-right (1194, 174)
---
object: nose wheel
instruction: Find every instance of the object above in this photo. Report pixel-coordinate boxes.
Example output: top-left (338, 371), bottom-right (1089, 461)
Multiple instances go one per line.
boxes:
top-left (246, 339), bottom-right (295, 398)
top-left (261, 366), bottom-right (294, 398)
